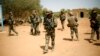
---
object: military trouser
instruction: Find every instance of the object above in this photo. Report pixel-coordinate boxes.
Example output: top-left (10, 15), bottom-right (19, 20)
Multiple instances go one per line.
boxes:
top-left (70, 26), bottom-right (78, 40)
top-left (34, 23), bottom-right (40, 35)
top-left (31, 23), bottom-right (40, 35)
top-left (60, 20), bottom-right (65, 29)
top-left (9, 25), bottom-right (18, 35)
top-left (36, 23), bottom-right (40, 34)
top-left (44, 29), bottom-right (55, 52)
top-left (30, 24), bottom-right (34, 35)
top-left (91, 28), bottom-right (100, 40)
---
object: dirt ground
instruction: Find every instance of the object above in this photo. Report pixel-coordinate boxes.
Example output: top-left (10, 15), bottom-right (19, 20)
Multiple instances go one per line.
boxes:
top-left (0, 18), bottom-right (100, 56)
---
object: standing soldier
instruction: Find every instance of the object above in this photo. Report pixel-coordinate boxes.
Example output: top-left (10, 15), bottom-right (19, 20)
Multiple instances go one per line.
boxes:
top-left (30, 10), bottom-right (41, 35)
top-left (90, 10), bottom-right (100, 40)
top-left (8, 11), bottom-right (18, 36)
top-left (67, 12), bottom-right (79, 41)
top-left (59, 10), bottom-right (66, 30)
top-left (43, 11), bottom-right (57, 53)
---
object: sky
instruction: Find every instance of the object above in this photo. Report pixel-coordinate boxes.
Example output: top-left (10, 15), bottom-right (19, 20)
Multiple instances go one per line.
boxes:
top-left (40, 0), bottom-right (100, 12)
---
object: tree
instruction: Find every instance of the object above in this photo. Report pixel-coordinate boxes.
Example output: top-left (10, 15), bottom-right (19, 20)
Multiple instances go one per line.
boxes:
top-left (2, 0), bottom-right (42, 18)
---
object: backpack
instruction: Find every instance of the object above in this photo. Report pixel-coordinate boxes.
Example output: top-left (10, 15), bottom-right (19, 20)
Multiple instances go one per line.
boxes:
top-left (60, 14), bottom-right (66, 21)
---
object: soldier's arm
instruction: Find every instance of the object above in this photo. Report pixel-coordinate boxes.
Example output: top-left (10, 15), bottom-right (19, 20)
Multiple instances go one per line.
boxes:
top-left (67, 19), bottom-right (70, 23)
top-left (54, 18), bottom-right (57, 27)
top-left (43, 17), bottom-right (46, 25)
top-left (75, 17), bottom-right (78, 22)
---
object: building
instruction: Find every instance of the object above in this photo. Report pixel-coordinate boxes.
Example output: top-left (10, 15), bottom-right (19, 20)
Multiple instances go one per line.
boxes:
top-left (66, 8), bottom-right (90, 19)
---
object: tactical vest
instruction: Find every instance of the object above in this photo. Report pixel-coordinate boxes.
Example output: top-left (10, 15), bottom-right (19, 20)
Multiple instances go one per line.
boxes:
top-left (45, 18), bottom-right (56, 30)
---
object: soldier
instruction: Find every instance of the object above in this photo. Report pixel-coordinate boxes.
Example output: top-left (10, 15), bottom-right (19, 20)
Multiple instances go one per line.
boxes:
top-left (30, 10), bottom-right (35, 35)
top-left (67, 12), bottom-right (79, 41)
top-left (30, 10), bottom-right (41, 35)
top-left (90, 10), bottom-right (100, 40)
top-left (8, 11), bottom-right (18, 36)
top-left (59, 10), bottom-right (66, 30)
top-left (43, 11), bottom-right (57, 53)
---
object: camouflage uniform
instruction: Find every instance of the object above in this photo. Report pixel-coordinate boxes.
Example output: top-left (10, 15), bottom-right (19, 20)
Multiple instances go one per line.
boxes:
top-left (43, 11), bottom-right (57, 53)
top-left (30, 10), bottom-right (41, 35)
top-left (60, 11), bottom-right (66, 30)
top-left (8, 12), bottom-right (18, 36)
top-left (67, 13), bottom-right (79, 40)
top-left (90, 10), bottom-right (100, 40)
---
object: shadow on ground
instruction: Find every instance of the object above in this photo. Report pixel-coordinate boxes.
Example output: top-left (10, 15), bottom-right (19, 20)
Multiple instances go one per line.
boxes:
top-left (63, 38), bottom-right (72, 41)
top-left (84, 38), bottom-right (93, 43)
top-left (57, 28), bottom-right (63, 31)
top-left (84, 33), bottom-right (91, 35)
top-left (93, 43), bottom-right (100, 46)
top-left (9, 34), bottom-right (15, 36)
top-left (40, 46), bottom-right (52, 50)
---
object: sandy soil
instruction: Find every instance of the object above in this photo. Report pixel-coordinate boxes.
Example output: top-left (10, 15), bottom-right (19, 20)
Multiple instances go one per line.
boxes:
top-left (0, 18), bottom-right (100, 56)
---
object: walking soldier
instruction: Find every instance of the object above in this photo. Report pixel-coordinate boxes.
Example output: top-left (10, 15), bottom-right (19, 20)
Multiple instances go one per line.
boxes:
top-left (30, 10), bottom-right (41, 35)
top-left (59, 10), bottom-right (66, 30)
top-left (67, 12), bottom-right (79, 41)
top-left (8, 11), bottom-right (18, 36)
top-left (90, 10), bottom-right (100, 40)
top-left (43, 11), bottom-right (57, 53)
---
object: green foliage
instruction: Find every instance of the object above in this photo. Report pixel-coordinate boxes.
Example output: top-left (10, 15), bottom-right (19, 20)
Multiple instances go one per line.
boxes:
top-left (2, 0), bottom-right (41, 18)
top-left (54, 12), bottom-right (60, 18)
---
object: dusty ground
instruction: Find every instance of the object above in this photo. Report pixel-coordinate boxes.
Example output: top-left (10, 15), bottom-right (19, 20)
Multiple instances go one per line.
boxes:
top-left (0, 18), bottom-right (100, 56)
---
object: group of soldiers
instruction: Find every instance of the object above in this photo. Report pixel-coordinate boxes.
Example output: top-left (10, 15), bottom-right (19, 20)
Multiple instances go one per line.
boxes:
top-left (7, 9), bottom-right (100, 54)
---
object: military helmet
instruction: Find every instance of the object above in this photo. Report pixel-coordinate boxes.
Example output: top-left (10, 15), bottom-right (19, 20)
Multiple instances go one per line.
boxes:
top-left (68, 12), bottom-right (73, 16)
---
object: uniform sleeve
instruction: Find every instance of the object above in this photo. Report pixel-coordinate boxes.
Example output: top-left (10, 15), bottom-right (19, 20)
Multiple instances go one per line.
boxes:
top-left (29, 16), bottom-right (32, 23)
top-left (75, 16), bottom-right (78, 22)
top-left (67, 18), bottom-right (70, 23)
top-left (96, 15), bottom-right (100, 26)
top-left (53, 16), bottom-right (57, 27)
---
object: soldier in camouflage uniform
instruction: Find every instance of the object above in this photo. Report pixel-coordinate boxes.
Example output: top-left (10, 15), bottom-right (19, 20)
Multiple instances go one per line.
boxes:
top-left (30, 10), bottom-right (41, 35)
top-left (67, 12), bottom-right (79, 41)
top-left (90, 10), bottom-right (100, 40)
top-left (43, 11), bottom-right (57, 53)
top-left (59, 10), bottom-right (66, 30)
top-left (8, 11), bottom-right (18, 36)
